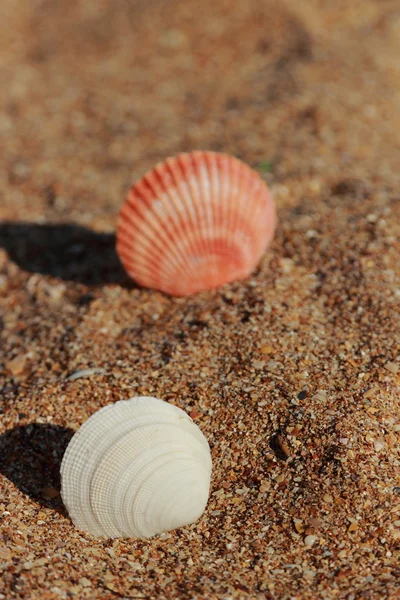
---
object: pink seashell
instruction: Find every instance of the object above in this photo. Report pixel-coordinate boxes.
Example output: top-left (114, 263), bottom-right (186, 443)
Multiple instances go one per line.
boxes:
top-left (116, 151), bottom-right (276, 296)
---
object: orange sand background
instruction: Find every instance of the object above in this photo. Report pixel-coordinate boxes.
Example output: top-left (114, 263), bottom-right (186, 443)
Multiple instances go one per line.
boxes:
top-left (0, 1), bottom-right (399, 598)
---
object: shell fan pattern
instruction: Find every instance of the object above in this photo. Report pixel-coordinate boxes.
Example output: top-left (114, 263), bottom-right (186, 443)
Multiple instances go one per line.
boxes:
top-left (116, 151), bottom-right (276, 296)
top-left (60, 397), bottom-right (212, 539)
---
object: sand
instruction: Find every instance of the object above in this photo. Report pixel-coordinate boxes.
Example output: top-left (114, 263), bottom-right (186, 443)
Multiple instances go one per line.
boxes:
top-left (0, 0), bottom-right (399, 598)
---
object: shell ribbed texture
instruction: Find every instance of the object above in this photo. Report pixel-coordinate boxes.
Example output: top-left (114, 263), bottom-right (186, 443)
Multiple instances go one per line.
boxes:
top-left (116, 151), bottom-right (276, 296)
top-left (60, 397), bottom-right (212, 539)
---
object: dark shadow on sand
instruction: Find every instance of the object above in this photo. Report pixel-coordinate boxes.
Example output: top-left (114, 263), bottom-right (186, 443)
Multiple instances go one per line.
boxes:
top-left (0, 221), bottom-right (134, 286)
top-left (0, 423), bottom-right (74, 514)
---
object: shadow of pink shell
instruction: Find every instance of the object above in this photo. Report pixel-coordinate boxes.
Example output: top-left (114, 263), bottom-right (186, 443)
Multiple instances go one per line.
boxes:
top-left (116, 151), bottom-right (276, 296)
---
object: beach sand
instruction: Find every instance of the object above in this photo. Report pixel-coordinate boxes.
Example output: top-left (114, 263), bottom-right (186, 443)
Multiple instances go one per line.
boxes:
top-left (0, 1), bottom-right (399, 598)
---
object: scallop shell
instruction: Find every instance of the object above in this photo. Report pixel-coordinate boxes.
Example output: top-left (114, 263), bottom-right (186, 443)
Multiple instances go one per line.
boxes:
top-left (60, 396), bottom-right (212, 539)
top-left (116, 151), bottom-right (276, 296)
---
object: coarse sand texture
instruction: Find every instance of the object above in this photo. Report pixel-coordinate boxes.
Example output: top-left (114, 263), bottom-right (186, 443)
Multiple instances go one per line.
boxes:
top-left (0, 1), bottom-right (399, 599)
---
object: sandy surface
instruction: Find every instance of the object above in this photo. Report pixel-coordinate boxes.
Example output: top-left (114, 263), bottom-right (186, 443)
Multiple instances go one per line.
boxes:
top-left (1, 0), bottom-right (400, 598)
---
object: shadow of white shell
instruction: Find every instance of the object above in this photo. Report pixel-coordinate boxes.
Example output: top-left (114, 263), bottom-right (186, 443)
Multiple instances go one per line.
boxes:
top-left (60, 396), bottom-right (212, 539)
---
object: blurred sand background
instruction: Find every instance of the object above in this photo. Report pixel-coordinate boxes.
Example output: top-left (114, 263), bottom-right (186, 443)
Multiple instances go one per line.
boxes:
top-left (0, 1), bottom-right (399, 598)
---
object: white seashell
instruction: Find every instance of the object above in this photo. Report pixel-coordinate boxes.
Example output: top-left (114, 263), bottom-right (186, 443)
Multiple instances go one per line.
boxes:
top-left (60, 396), bottom-right (212, 539)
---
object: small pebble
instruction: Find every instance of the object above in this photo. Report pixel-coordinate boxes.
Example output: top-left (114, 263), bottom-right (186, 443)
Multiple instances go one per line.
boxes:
top-left (6, 354), bottom-right (27, 376)
top-left (374, 439), bottom-right (385, 452)
top-left (0, 547), bottom-right (12, 561)
top-left (294, 520), bottom-right (305, 534)
top-left (308, 518), bottom-right (323, 529)
top-left (252, 361), bottom-right (265, 370)
top-left (384, 361), bottom-right (399, 374)
top-left (66, 368), bottom-right (106, 381)
top-left (260, 345), bottom-right (274, 354)
top-left (304, 535), bottom-right (318, 546)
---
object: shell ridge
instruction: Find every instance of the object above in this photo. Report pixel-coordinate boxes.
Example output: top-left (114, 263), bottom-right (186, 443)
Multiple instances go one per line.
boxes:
top-left (123, 172), bottom-right (203, 291)
top-left (248, 180), bottom-right (276, 259)
top-left (195, 152), bottom-right (213, 258)
top-left (227, 155), bottom-right (243, 267)
top-left (121, 187), bottom-right (187, 280)
top-left (127, 191), bottom-right (184, 272)
top-left (189, 151), bottom-right (212, 258)
top-left (117, 215), bottom-right (187, 286)
top-left (176, 153), bottom-right (209, 261)
top-left (234, 161), bottom-right (255, 270)
top-left (117, 447), bottom-right (203, 537)
top-left (129, 457), bottom-right (210, 538)
top-left (157, 481), bottom-right (210, 533)
top-left (117, 209), bottom-right (180, 277)
top-left (151, 464), bottom-right (210, 535)
top-left (206, 152), bottom-right (222, 258)
top-left (116, 414), bottom-right (211, 537)
top-left (120, 431), bottom-right (211, 537)
top-left (151, 163), bottom-right (199, 281)
top-left (220, 154), bottom-right (236, 268)
top-left (163, 157), bottom-right (200, 272)
top-left (165, 156), bottom-right (212, 293)
top-left (140, 173), bottom-right (193, 276)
